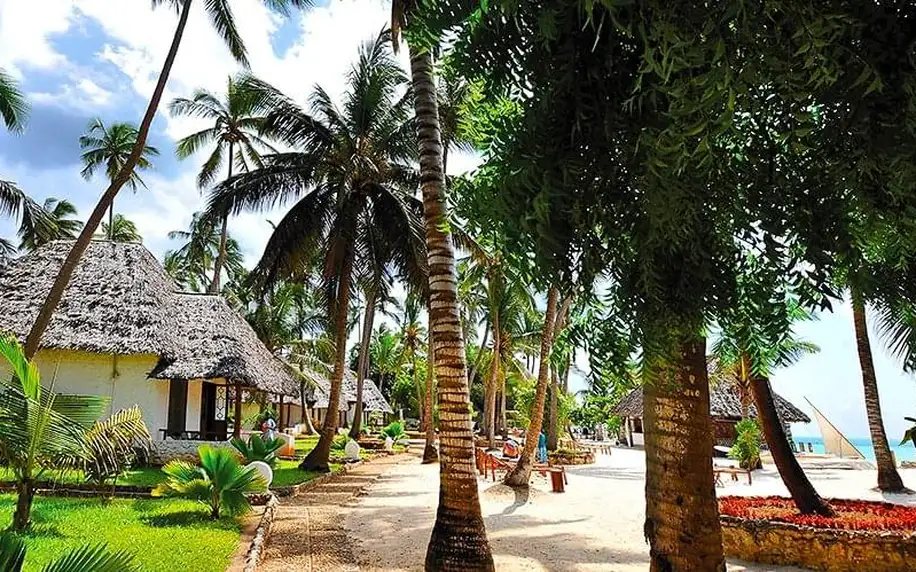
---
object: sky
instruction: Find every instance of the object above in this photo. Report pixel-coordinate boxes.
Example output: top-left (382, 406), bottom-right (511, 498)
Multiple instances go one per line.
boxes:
top-left (1, 0), bottom-right (914, 441)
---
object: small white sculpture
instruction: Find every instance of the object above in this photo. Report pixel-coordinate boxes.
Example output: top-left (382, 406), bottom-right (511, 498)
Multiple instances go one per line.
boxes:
top-left (344, 439), bottom-right (361, 461)
top-left (248, 460), bottom-right (273, 488)
top-left (384, 436), bottom-right (394, 452)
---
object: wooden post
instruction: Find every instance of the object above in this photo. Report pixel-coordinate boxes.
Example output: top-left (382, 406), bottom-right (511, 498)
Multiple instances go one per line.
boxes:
top-left (234, 381), bottom-right (243, 439)
top-left (279, 394), bottom-right (285, 432)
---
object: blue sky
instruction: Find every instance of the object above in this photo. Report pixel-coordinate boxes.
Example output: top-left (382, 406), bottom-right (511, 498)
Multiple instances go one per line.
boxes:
top-left (1, 0), bottom-right (914, 441)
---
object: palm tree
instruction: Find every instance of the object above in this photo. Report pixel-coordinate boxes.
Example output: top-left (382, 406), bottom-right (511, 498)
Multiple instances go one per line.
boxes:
top-left (0, 533), bottom-right (139, 572)
top-left (0, 68), bottom-right (27, 133)
top-left (205, 32), bottom-right (425, 472)
top-left (99, 214), bottom-right (142, 243)
top-left (170, 74), bottom-right (278, 293)
top-left (23, 0), bottom-right (313, 362)
top-left (18, 198), bottom-right (82, 251)
top-left (393, 3), bottom-right (494, 566)
top-left (165, 211), bottom-right (244, 292)
top-left (79, 119), bottom-right (159, 237)
top-left (0, 336), bottom-right (109, 530)
top-left (505, 286), bottom-right (559, 486)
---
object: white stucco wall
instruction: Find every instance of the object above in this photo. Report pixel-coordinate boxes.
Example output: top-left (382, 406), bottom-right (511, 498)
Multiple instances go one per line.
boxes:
top-left (0, 349), bottom-right (170, 440)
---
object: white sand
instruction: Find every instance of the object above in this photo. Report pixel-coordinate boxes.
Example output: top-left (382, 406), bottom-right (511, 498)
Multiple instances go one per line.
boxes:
top-left (345, 448), bottom-right (916, 571)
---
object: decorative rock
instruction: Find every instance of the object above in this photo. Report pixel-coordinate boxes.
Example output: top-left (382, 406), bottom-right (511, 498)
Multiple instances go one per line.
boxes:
top-left (247, 461), bottom-right (273, 488)
top-left (384, 436), bottom-right (394, 452)
top-left (344, 439), bottom-right (361, 461)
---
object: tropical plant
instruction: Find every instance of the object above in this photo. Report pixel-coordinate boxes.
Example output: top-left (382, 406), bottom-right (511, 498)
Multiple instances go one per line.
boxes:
top-left (0, 533), bottom-right (139, 572)
top-left (0, 68), bottom-right (27, 133)
top-left (205, 31), bottom-right (425, 472)
top-left (231, 434), bottom-right (284, 467)
top-left (153, 445), bottom-right (266, 519)
top-left (19, 198), bottom-right (83, 252)
top-left (81, 406), bottom-right (151, 488)
top-left (165, 211), bottom-right (244, 292)
top-left (22, 0), bottom-right (313, 363)
top-left (370, 326), bottom-right (405, 397)
top-left (79, 119), bottom-right (159, 237)
top-left (98, 214), bottom-right (142, 243)
top-left (170, 74), bottom-right (278, 293)
top-left (729, 419), bottom-right (762, 471)
top-left (901, 417), bottom-right (916, 447)
top-left (381, 421), bottom-right (407, 443)
top-left (0, 336), bottom-right (108, 530)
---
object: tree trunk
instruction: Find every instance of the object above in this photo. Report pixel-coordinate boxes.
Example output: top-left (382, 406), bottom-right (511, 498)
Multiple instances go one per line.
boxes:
top-left (107, 203), bottom-right (114, 240)
top-left (410, 46), bottom-right (494, 572)
top-left (300, 252), bottom-right (353, 473)
top-left (750, 374), bottom-right (834, 515)
top-left (485, 342), bottom-right (499, 448)
top-left (299, 381), bottom-right (315, 435)
top-left (546, 297), bottom-right (573, 451)
top-left (505, 286), bottom-right (558, 486)
top-left (851, 292), bottom-right (906, 492)
top-left (12, 481), bottom-right (34, 531)
top-left (350, 292), bottom-right (375, 439)
top-left (499, 376), bottom-right (507, 439)
top-left (24, 0), bottom-right (194, 360)
top-left (467, 324), bottom-right (489, 387)
top-left (208, 140), bottom-right (233, 294)
top-left (643, 337), bottom-right (725, 572)
top-left (423, 339), bottom-right (439, 463)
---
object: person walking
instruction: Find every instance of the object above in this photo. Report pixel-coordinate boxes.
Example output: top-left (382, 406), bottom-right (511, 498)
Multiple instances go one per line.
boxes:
top-left (538, 430), bottom-right (548, 463)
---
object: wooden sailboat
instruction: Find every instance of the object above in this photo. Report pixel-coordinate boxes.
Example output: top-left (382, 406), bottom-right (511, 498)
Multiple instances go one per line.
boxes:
top-left (804, 397), bottom-right (866, 460)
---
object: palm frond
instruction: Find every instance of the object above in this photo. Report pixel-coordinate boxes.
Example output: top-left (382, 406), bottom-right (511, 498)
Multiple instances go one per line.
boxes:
top-left (0, 68), bottom-right (28, 133)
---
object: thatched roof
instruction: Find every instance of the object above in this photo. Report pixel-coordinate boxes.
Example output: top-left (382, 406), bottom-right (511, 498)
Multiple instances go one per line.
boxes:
top-left (304, 370), bottom-right (393, 414)
top-left (148, 294), bottom-right (301, 396)
top-left (612, 378), bottom-right (810, 424)
top-left (0, 241), bottom-right (300, 396)
top-left (0, 240), bottom-right (181, 356)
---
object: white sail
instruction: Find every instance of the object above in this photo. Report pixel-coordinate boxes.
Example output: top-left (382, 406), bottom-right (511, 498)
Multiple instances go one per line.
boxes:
top-left (805, 398), bottom-right (865, 459)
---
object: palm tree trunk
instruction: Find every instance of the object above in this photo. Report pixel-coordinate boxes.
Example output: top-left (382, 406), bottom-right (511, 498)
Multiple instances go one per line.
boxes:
top-left (300, 251), bottom-right (353, 473)
top-left (12, 481), bottom-right (34, 531)
top-left (750, 374), bottom-right (834, 515)
top-left (546, 296), bottom-right (573, 450)
top-left (485, 336), bottom-right (499, 448)
top-left (499, 377), bottom-right (507, 439)
top-left (423, 340), bottom-right (439, 463)
top-left (467, 323), bottom-right (489, 386)
top-left (349, 291), bottom-right (375, 439)
top-left (107, 203), bottom-right (114, 241)
top-left (24, 0), bottom-right (193, 360)
top-left (644, 336), bottom-right (725, 572)
top-left (506, 286), bottom-right (558, 486)
top-left (851, 291), bottom-right (906, 492)
top-left (410, 45), bottom-right (494, 572)
top-left (209, 140), bottom-right (233, 294)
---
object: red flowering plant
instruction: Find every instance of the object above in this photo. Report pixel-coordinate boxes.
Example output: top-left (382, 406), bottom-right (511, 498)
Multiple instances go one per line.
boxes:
top-left (720, 496), bottom-right (916, 531)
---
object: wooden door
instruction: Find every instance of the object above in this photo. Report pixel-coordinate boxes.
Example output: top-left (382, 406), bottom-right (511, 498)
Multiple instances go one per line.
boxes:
top-left (167, 380), bottom-right (188, 438)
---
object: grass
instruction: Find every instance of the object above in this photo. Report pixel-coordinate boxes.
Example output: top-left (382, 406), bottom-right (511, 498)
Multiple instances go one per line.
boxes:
top-left (0, 495), bottom-right (241, 572)
top-left (272, 459), bottom-right (342, 487)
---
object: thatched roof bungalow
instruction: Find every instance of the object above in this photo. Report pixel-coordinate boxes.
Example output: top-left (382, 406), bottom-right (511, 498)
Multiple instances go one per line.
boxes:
top-left (275, 369), bottom-right (393, 431)
top-left (0, 241), bottom-right (301, 445)
top-left (612, 362), bottom-right (810, 448)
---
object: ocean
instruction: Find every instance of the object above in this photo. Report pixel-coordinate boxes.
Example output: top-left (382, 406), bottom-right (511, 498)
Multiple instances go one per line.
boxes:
top-left (793, 436), bottom-right (916, 463)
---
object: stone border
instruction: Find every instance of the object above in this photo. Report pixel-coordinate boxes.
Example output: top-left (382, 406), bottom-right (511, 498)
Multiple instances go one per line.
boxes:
top-left (240, 494), bottom-right (278, 572)
top-left (0, 483), bottom-right (153, 499)
top-left (721, 515), bottom-right (916, 571)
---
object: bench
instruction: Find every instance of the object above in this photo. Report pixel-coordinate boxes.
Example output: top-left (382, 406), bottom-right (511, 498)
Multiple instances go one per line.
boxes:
top-left (714, 466), bottom-right (752, 487)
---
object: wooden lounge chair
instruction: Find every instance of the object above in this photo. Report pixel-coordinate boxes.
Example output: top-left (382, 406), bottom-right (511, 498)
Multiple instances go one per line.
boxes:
top-left (713, 466), bottom-right (752, 487)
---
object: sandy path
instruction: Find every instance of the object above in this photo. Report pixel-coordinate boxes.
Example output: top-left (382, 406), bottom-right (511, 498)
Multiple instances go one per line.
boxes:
top-left (346, 448), bottom-right (916, 571)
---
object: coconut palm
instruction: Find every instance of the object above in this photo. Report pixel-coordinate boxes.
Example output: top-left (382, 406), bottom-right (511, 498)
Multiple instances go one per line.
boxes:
top-left (170, 74), bottom-right (278, 293)
top-left (0, 336), bottom-right (108, 530)
top-left (79, 119), bottom-right (159, 237)
top-left (0, 533), bottom-right (139, 572)
top-left (153, 445), bottom-right (266, 519)
top-left (18, 198), bottom-right (83, 252)
top-left (205, 31), bottom-right (425, 472)
top-left (0, 68), bottom-right (27, 133)
top-left (165, 211), bottom-right (244, 292)
top-left (98, 214), bottom-right (142, 244)
top-left (23, 0), bottom-right (313, 362)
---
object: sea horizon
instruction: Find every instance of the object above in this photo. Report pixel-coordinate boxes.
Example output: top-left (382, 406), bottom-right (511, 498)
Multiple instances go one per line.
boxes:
top-left (793, 435), bottom-right (916, 463)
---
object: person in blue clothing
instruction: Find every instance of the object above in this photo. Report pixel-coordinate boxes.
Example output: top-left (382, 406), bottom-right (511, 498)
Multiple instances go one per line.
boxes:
top-left (537, 430), bottom-right (548, 463)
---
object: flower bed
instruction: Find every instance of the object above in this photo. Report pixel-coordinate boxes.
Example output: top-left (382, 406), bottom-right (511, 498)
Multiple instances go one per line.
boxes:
top-left (548, 448), bottom-right (595, 466)
top-left (720, 496), bottom-right (916, 571)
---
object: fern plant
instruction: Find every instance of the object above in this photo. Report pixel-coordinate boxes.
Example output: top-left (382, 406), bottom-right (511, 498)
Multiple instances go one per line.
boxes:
top-left (82, 405), bottom-right (151, 487)
top-left (729, 418), bottom-right (762, 470)
top-left (153, 445), bottom-right (267, 519)
top-left (381, 421), bottom-right (407, 442)
top-left (231, 434), bottom-right (284, 467)
top-left (0, 532), bottom-right (138, 572)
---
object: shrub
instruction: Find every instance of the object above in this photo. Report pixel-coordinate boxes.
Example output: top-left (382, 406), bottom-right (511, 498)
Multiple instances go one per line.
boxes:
top-left (331, 434), bottom-right (349, 452)
top-left (231, 434), bottom-right (284, 467)
top-left (381, 421), bottom-right (407, 442)
top-left (82, 405), bottom-right (151, 487)
top-left (720, 496), bottom-right (916, 531)
top-left (153, 445), bottom-right (267, 519)
top-left (729, 419), bottom-right (762, 470)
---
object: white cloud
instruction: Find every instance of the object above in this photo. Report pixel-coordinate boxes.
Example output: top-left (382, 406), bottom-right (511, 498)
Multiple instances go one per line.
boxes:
top-left (0, 0), bottom-right (75, 76)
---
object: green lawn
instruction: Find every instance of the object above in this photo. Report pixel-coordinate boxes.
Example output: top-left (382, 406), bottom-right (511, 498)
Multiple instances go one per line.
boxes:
top-left (272, 458), bottom-right (341, 487)
top-left (0, 495), bottom-right (241, 572)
